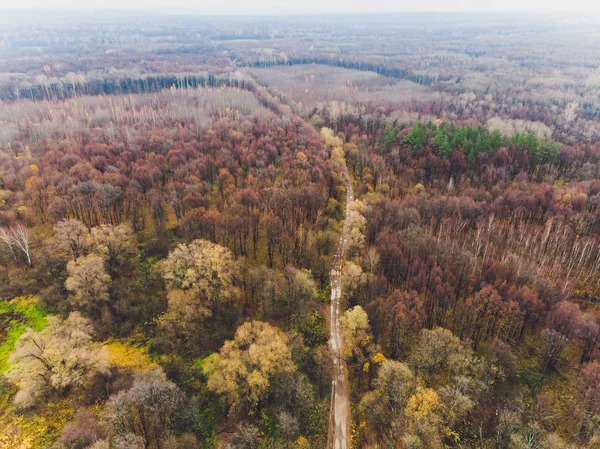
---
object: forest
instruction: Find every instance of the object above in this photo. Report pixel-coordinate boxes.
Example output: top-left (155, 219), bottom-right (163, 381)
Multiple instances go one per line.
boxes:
top-left (1, 10), bottom-right (600, 449)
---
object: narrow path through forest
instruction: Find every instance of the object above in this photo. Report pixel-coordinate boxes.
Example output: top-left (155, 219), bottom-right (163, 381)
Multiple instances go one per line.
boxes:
top-left (327, 169), bottom-right (353, 449)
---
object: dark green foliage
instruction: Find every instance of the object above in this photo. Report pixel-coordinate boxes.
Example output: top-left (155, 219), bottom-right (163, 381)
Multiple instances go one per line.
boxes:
top-left (381, 125), bottom-right (399, 151)
top-left (519, 362), bottom-right (543, 394)
top-left (402, 121), bottom-right (559, 169)
top-left (298, 311), bottom-right (328, 348)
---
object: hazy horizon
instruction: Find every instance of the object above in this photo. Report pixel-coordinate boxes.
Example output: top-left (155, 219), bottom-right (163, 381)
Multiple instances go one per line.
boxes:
top-left (0, 0), bottom-right (599, 15)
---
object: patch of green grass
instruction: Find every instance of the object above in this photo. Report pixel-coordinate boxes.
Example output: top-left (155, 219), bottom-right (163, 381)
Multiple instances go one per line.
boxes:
top-left (0, 295), bottom-right (47, 373)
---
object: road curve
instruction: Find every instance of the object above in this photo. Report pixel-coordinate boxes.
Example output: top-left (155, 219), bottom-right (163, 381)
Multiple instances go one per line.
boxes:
top-left (327, 170), bottom-right (354, 449)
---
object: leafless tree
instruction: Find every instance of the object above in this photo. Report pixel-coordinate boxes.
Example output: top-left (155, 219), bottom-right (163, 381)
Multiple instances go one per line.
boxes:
top-left (0, 228), bottom-right (18, 263)
top-left (540, 328), bottom-right (569, 373)
top-left (562, 101), bottom-right (579, 125)
top-left (12, 224), bottom-right (33, 266)
top-left (363, 247), bottom-right (381, 273)
top-left (5, 312), bottom-right (109, 409)
top-left (228, 425), bottom-right (260, 449)
top-left (52, 219), bottom-right (89, 260)
top-left (0, 224), bottom-right (32, 266)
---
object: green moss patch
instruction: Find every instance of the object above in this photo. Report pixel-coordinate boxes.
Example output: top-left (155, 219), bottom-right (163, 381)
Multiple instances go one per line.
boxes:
top-left (0, 296), bottom-right (47, 374)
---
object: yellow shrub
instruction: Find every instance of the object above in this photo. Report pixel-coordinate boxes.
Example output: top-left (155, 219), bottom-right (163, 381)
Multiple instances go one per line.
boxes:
top-left (295, 436), bottom-right (311, 449)
top-left (106, 341), bottom-right (152, 371)
top-left (371, 352), bottom-right (386, 364)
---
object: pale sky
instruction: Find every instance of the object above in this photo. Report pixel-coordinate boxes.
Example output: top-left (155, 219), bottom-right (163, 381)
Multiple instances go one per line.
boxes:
top-left (0, 0), bottom-right (599, 14)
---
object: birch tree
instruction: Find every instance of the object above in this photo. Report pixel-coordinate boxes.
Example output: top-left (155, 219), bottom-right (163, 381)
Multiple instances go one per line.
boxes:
top-left (0, 224), bottom-right (33, 266)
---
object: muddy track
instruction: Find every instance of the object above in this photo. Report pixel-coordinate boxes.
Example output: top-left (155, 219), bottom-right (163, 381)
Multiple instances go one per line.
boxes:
top-left (327, 170), bottom-right (353, 449)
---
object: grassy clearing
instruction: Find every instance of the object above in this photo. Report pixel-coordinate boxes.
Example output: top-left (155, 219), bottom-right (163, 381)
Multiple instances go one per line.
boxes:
top-left (0, 296), bottom-right (47, 374)
top-left (105, 340), bottom-right (154, 370)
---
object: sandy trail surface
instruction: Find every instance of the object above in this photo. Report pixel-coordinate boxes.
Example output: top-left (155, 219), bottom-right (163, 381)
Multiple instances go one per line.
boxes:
top-left (327, 170), bottom-right (353, 449)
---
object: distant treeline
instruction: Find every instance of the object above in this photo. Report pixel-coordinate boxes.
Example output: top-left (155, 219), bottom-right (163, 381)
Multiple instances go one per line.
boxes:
top-left (243, 57), bottom-right (440, 86)
top-left (0, 72), bottom-right (251, 101)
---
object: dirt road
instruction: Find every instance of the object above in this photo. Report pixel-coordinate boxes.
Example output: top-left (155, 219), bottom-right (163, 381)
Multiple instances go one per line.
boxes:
top-left (327, 171), bottom-right (354, 449)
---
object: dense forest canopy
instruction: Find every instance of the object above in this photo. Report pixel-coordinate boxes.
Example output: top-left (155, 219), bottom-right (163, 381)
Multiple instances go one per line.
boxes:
top-left (1, 10), bottom-right (600, 449)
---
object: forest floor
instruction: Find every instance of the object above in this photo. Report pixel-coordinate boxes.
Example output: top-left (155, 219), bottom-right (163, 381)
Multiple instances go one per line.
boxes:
top-left (328, 170), bottom-right (353, 449)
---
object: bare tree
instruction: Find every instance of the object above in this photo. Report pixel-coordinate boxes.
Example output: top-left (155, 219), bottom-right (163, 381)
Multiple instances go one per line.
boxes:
top-left (105, 368), bottom-right (186, 449)
top-left (5, 312), bottom-right (109, 409)
top-left (228, 425), bottom-right (260, 449)
top-left (562, 101), bottom-right (579, 125)
top-left (362, 247), bottom-right (380, 273)
top-left (540, 328), bottom-right (569, 373)
top-left (53, 219), bottom-right (89, 260)
top-left (11, 224), bottom-right (32, 266)
top-left (0, 224), bottom-right (33, 266)
top-left (65, 254), bottom-right (112, 311)
top-left (0, 227), bottom-right (18, 263)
